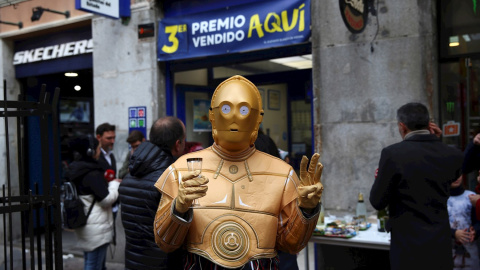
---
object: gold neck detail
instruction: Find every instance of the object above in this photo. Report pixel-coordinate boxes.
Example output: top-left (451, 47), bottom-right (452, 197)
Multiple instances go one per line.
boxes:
top-left (212, 143), bottom-right (256, 162)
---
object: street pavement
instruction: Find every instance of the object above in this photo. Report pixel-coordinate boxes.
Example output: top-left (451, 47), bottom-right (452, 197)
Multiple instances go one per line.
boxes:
top-left (61, 211), bottom-right (126, 268)
top-left (0, 208), bottom-right (314, 269)
top-left (0, 212), bottom-right (126, 270)
top-left (0, 247), bottom-right (124, 270)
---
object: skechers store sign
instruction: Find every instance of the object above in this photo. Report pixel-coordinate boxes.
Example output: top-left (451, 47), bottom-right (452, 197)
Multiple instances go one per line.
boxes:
top-left (13, 39), bottom-right (93, 65)
top-left (157, 0), bottom-right (310, 61)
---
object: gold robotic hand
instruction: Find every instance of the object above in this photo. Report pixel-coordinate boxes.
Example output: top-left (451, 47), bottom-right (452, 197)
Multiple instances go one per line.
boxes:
top-left (175, 171), bottom-right (209, 214)
top-left (297, 153), bottom-right (324, 210)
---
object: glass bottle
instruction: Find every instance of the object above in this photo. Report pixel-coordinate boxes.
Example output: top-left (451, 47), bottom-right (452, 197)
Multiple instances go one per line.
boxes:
top-left (377, 208), bottom-right (387, 232)
top-left (318, 201), bottom-right (325, 225)
top-left (356, 193), bottom-right (367, 223)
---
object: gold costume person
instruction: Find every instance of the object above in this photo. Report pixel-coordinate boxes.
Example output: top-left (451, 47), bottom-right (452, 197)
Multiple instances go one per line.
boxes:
top-left (154, 75), bottom-right (324, 269)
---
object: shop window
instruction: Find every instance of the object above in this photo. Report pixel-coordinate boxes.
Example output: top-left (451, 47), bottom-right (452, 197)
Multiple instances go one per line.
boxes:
top-left (439, 0), bottom-right (480, 58)
top-left (439, 59), bottom-right (480, 149)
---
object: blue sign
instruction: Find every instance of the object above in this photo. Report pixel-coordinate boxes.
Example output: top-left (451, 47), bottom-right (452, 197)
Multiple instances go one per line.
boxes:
top-left (157, 0), bottom-right (310, 61)
top-left (128, 106), bottom-right (147, 139)
top-left (75, 0), bottom-right (130, 19)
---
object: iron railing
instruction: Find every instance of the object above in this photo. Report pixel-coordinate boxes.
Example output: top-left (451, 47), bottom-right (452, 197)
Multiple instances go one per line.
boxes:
top-left (0, 81), bottom-right (63, 269)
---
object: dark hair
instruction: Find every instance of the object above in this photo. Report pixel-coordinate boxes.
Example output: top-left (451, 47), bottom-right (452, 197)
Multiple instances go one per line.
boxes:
top-left (397, 102), bottom-right (430, 131)
top-left (95, 122), bottom-right (115, 136)
top-left (68, 135), bottom-right (96, 162)
top-left (126, 130), bottom-right (145, 144)
top-left (255, 131), bottom-right (280, 158)
top-left (149, 116), bottom-right (184, 151)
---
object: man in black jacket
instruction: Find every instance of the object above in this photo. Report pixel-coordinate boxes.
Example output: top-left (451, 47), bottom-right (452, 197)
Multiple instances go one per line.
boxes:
top-left (119, 116), bottom-right (186, 270)
top-left (370, 102), bottom-right (463, 270)
top-left (96, 122), bottom-right (117, 176)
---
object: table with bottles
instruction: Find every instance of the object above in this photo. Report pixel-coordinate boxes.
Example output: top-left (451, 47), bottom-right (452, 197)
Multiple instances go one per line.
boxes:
top-left (306, 218), bottom-right (391, 270)
top-left (310, 194), bottom-right (390, 250)
top-left (309, 217), bottom-right (391, 250)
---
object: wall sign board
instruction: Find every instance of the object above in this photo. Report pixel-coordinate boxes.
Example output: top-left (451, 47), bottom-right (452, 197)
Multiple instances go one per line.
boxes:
top-left (75, 0), bottom-right (131, 19)
top-left (339, 0), bottom-right (368, 33)
top-left (139, 23), bottom-right (155, 39)
top-left (13, 27), bottom-right (93, 78)
top-left (157, 0), bottom-right (311, 61)
top-left (128, 106), bottom-right (147, 139)
top-left (443, 121), bottom-right (460, 137)
top-left (14, 39), bottom-right (93, 65)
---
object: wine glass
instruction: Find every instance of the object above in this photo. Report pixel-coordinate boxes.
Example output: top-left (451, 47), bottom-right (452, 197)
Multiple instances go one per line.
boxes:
top-left (187, 158), bottom-right (203, 207)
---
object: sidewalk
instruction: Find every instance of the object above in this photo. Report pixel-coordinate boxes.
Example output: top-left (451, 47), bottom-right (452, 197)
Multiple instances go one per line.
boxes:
top-left (0, 215), bottom-right (125, 270)
top-left (0, 245), bottom-right (124, 270)
top-left (1, 213), bottom-right (315, 269)
top-left (61, 213), bottom-right (126, 269)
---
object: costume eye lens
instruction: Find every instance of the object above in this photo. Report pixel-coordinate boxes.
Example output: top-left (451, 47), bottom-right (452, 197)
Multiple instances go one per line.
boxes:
top-left (221, 105), bottom-right (231, 114)
top-left (239, 106), bottom-right (249, 116)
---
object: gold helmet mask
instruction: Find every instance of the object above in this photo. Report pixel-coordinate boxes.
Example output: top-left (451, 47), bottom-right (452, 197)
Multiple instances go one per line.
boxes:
top-left (209, 75), bottom-right (264, 152)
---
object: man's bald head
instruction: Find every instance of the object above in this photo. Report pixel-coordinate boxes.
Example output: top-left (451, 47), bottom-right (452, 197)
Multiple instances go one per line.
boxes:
top-left (149, 116), bottom-right (186, 155)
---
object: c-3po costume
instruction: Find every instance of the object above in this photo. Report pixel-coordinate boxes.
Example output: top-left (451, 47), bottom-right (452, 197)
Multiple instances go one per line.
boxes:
top-left (154, 75), bottom-right (321, 269)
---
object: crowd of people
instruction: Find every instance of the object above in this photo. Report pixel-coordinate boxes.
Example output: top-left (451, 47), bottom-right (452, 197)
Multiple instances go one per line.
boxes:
top-left (370, 102), bottom-right (480, 270)
top-left (63, 76), bottom-right (480, 270)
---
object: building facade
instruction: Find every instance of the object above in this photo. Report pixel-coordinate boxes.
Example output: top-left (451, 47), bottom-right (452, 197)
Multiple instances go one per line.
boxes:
top-left (0, 0), bottom-right (479, 241)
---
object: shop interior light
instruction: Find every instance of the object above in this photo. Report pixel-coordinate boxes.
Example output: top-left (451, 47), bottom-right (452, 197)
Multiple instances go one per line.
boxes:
top-left (64, 72), bottom-right (78, 77)
top-left (462, 34), bottom-right (471, 42)
top-left (31, 6), bottom-right (70, 22)
top-left (74, 85), bottom-right (81, 91)
top-left (0, 20), bottom-right (22, 29)
top-left (269, 54), bottom-right (312, 69)
top-left (449, 36), bottom-right (460, 47)
top-left (471, 33), bottom-right (480, 40)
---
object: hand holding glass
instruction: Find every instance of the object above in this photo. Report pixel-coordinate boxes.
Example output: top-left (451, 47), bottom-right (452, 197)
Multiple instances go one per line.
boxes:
top-left (187, 158), bottom-right (203, 207)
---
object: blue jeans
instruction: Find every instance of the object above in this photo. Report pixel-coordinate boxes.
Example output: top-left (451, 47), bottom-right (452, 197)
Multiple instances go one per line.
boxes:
top-left (84, 243), bottom-right (108, 270)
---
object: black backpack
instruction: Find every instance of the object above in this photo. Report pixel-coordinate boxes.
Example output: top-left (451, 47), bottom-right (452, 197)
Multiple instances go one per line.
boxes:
top-left (62, 181), bottom-right (96, 229)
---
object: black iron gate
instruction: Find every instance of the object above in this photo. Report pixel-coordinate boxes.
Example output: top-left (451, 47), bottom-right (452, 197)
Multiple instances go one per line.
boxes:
top-left (0, 81), bottom-right (63, 269)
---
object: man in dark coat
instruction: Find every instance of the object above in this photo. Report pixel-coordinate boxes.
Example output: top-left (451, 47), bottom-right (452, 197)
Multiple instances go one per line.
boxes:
top-left (370, 102), bottom-right (463, 270)
top-left (119, 116), bottom-right (186, 270)
top-left (95, 122), bottom-right (120, 245)
top-left (95, 122), bottom-right (117, 176)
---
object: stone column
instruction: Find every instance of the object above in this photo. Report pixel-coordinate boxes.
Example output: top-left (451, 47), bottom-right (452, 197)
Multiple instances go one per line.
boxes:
top-left (311, 0), bottom-right (437, 211)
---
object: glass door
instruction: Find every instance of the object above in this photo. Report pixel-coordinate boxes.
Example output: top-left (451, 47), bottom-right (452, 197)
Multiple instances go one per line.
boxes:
top-left (439, 58), bottom-right (480, 150)
top-left (465, 59), bottom-right (480, 144)
top-left (439, 58), bottom-right (480, 189)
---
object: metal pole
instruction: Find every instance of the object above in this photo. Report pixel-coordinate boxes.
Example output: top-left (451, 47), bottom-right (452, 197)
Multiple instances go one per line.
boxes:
top-left (3, 79), bottom-right (14, 270)
top-left (44, 8), bottom-right (70, 18)
top-left (0, 20), bottom-right (22, 28)
top-left (51, 87), bottom-right (63, 270)
top-left (466, 58), bottom-right (472, 145)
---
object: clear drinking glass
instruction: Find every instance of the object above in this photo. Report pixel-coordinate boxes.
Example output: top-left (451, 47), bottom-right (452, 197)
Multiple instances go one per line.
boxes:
top-left (187, 158), bottom-right (203, 207)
